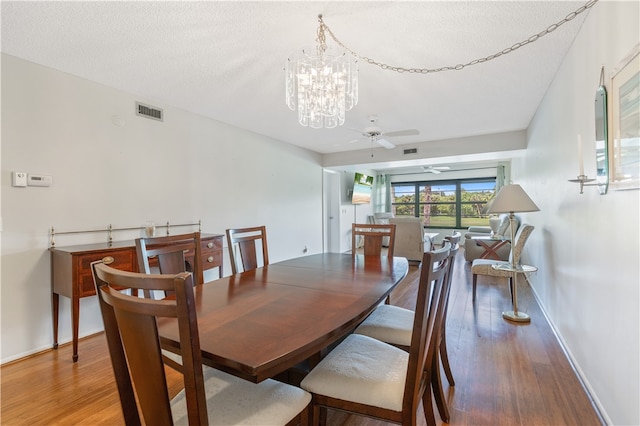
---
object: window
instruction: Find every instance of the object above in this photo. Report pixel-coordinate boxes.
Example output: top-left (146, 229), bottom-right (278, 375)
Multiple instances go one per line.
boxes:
top-left (390, 178), bottom-right (496, 228)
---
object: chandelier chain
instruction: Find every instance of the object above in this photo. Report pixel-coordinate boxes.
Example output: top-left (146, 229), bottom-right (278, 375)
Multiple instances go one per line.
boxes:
top-left (319, 0), bottom-right (598, 74)
top-left (316, 14), bottom-right (328, 56)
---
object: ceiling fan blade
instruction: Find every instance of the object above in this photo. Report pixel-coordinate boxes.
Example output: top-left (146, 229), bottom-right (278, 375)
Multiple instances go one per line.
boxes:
top-left (424, 166), bottom-right (445, 174)
top-left (383, 129), bottom-right (419, 137)
top-left (376, 138), bottom-right (396, 149)
top-left (346, 126), bottom-right (364, 133)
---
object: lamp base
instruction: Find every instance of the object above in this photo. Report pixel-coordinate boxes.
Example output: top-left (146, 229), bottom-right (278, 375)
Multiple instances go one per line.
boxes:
top-left (502, 310), bottom-right (531, 323)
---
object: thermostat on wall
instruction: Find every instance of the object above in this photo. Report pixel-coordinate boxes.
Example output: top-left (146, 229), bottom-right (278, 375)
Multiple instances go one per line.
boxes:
top-left (12, 172), bottom-right (27, 187)
top-left (27, 174), bottom-right (52, 187)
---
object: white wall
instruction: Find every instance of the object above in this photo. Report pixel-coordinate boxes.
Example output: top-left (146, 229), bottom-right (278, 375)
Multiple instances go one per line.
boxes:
top-left (1, 54), bottom-right (324, 363)
top-left (514, 2), bottom-right (639, 425)
top-left (335, 170), bottom-right (375, 253)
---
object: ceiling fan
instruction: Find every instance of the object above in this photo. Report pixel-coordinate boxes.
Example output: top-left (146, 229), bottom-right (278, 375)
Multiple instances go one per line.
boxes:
top-left (423, 165), bottom-right (451, 174)
top-left (349, 115), bottom-right (419, 150)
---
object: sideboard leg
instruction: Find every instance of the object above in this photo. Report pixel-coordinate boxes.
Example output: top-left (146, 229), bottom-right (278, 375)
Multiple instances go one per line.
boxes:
top-left (52, 292), bottom-right (59, 349)
top-left (72, 295), bottom-right (79, 362)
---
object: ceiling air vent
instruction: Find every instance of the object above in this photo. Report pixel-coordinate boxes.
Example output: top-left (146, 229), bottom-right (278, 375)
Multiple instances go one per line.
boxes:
top-left (403, 148), bottom-right (418, 155)
top-left (136, 102), bottom-right (163, 122)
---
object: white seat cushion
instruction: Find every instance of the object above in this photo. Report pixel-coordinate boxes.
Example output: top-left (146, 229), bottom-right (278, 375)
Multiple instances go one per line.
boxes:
top-left (300, 334), bottom-right (408, 411)
top-left (354, 304), bottom-right (414, 347)
top-left (171, 367), bottom-right (311, 425)
top-left (471, 259), bottom-right (512, 277)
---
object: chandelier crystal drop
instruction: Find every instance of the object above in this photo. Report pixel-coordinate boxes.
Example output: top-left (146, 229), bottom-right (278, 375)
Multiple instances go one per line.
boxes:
top-left (285, 15), bottom-right (358, 129)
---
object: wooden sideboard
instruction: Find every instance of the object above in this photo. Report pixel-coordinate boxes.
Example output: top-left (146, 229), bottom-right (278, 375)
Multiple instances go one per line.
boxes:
top-left (50, 233), bottom-right (224, 362)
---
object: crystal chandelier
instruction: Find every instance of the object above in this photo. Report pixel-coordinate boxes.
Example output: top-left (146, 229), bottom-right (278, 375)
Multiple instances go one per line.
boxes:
top-left (286, 3), bottom-right (597, 128)
top-left (285, 14), bottom-right (358, 129)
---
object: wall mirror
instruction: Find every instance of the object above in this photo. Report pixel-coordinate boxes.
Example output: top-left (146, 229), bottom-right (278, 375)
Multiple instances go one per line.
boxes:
top-left (594, 82), bottom-right (609, 194)
top-left (609, 44), bottom-right (640, 190)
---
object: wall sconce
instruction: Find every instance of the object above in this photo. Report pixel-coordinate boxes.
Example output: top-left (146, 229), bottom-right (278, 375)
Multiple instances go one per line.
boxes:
top-left (568, 174), bottom-right (605, 194)
top-left (569, 77), bottom-right (609, 195)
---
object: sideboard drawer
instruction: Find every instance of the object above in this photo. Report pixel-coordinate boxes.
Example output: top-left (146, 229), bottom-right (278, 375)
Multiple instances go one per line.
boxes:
top-left (77, 249), bottom-right (135, 297)
top-left (202, 250), bottom-right (222, 269)
top-left (202, 237), bottom-right (223, 251)
top-left (201, 234), bottom-right (223, 273)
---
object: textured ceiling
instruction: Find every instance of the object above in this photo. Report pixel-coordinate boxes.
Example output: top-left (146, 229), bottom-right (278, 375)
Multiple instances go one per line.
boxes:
top-left (1, 1), bottom-right (590, 166)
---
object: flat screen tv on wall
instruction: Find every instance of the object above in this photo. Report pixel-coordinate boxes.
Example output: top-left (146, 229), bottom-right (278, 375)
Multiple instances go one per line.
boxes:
top-left (352, 172), bottom-right (374, 204)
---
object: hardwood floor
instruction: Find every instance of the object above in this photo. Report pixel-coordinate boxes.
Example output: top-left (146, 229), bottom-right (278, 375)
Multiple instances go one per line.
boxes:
top-left (1, 249), bottom-right (604, 425)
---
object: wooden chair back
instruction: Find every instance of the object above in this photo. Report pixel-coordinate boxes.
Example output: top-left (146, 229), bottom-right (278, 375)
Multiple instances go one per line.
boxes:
top-left (444, 231), bottom-right (462, 247)
top-left (135, 232), bottom-right (204, 287)
top-left (91, 260), bottom-right (207, 426)
top-left (431, 240), bottom-right (459, 421)
top-left (402, 241), bottom-right (450, 422)
top-left (351, 223), bottom-right (396, 259)
top-left (225, 226), bottom-right (269, 274)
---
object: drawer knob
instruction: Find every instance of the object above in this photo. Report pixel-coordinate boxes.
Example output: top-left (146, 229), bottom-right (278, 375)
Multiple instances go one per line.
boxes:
top-left (102, 256), bottom-right (115, 265)
top-left (207, 256), bottom-right (214, 263)
top-left (207, 242), bottom-right (214, 248)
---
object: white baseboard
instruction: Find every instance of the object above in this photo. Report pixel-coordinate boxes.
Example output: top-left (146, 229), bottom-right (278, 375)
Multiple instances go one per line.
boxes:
top-left (1, 328), bottom-right (104, 365)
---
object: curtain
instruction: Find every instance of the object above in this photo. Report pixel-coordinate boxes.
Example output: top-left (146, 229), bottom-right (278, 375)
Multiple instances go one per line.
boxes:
top-left (496, 163), bottom-right (506, 193)
top-left (374, 174), bottom-right (391, 212)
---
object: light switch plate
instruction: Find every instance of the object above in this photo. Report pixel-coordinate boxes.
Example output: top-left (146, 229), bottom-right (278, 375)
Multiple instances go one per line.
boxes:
top-left (12, 171), bottom-right (27, 187)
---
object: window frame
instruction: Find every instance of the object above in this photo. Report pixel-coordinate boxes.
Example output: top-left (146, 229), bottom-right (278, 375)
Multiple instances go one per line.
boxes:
top-left (390, 177), bottom-right (496, 229)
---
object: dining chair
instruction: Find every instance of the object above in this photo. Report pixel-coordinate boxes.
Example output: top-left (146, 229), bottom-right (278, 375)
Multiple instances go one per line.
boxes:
top-left (431, 236), bottom-right (460, 422)
top-left (471, 224), bottom-right (534, 302)
top-left (226, 226), bottom-right (269, 274)
top-left (353, 240), bottom-right (459, 422)
top-left (443, 231), bottom-right (462, 247)
top-left (91, 260), bottom-right (311, 426)
top-left (437, 231), bottom-right (461, 388)
top-left (135, 232), bottom-right (204, 371)
top-left (300, 243), bottom-right (450, 426)
top-left (135, 231), bottom-right (204, 287)
top-left (351, 223), bottom-right (396, 260)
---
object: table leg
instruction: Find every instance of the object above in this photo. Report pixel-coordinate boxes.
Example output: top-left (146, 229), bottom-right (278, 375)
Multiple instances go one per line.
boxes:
top-left (502, 270), bottom-right (530, 323)
top-left (477, 240), bottom-right (508, 260)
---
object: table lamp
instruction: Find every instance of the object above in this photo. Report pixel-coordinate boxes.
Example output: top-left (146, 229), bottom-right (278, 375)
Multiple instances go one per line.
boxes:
top-left (487, 184), bottom-right (539, 322)
top-left (481, 197), bottom-right (501, 237)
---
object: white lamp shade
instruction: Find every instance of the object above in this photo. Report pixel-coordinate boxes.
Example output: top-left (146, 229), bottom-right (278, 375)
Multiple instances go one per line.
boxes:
top-left (487, 184), bottom-right (540, 214)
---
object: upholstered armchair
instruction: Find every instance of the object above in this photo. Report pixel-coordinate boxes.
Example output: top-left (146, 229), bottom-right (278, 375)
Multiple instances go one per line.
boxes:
top-left (373, 212), bottom-right (394, 247)
top-left (389, 217), bottom-right (431, 262)
top-left (463, 214), bottom-right (520, 262)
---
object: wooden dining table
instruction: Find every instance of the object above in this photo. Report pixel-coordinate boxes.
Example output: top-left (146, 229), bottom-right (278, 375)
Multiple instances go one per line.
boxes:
top-left (157, 252), bottom-right (409, 383)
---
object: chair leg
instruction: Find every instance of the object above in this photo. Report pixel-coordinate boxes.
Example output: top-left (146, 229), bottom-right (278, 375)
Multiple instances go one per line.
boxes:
top-left (472, 274), bottom-right (478, 302)
top-left (421, 381), bottom-right (437, 426)
top-left (290, 404), bottom-right (311, 426)
top-left (311, 403), bottom-right (326, 426)
top-left (431, 356), bottom-right (450, 423)
top-left (439, 332), bottom-right (455, 386)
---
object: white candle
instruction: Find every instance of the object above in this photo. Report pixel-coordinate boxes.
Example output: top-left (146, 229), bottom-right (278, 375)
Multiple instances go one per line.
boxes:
top-left (578, 134), bottom-right (584, 176)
